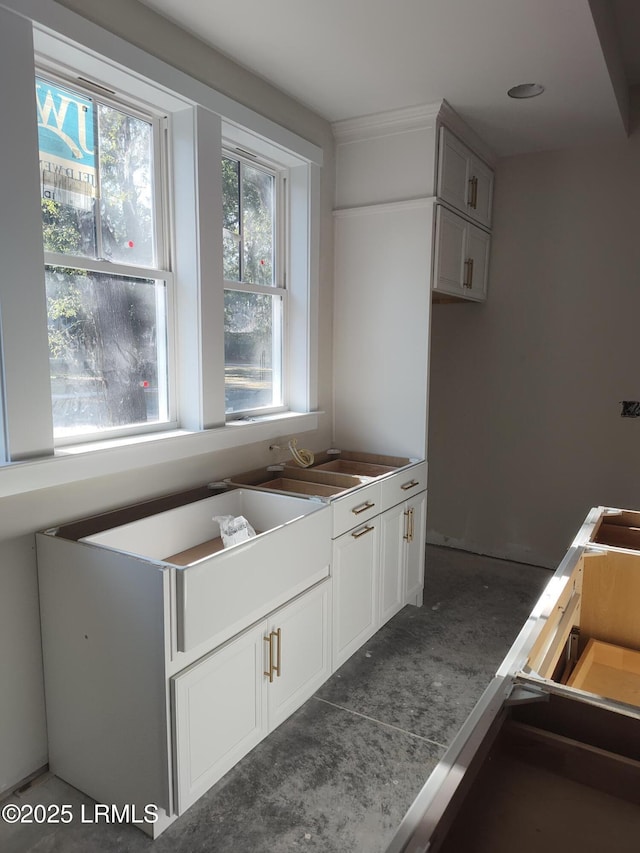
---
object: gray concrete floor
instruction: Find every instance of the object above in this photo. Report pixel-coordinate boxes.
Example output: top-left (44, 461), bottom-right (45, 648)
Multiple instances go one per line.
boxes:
top-left (1, 545), bottom-right (549, 853)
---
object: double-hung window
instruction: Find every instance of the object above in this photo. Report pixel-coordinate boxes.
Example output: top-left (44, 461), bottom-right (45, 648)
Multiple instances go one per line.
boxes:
top-left (222, 152), bottom-right (285, 417)
top-left (36, 73), bottom-right (172, 442)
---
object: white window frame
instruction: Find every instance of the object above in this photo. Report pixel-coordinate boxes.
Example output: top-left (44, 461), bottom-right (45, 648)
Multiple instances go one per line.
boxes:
top-left (222, 147), bottom-right (288, 419)
top-left (36, 66), bottom-right (178, 445)
top-left (0, 0), bottom-right (322, 497)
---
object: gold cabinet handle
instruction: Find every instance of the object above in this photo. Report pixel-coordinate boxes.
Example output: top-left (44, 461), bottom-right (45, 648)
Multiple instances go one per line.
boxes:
top-left (468, 257), bottom-right (474, 288)
top-left (467, 176), bottom-right (474, 207)
top-left (401, 479), bottom-right (420, 491)
top-left (352, 500), bottom-right (375, 515)
top-left (472, 175), bottom-right (478, 209)
top-left (264, 632), bottom-right (274, 683)
top-left (352, 524), bottom-right (374, 539)
top-left (264, 628), bottom-right (282, 683)
top-left (463, 259), bottom-right (472, 288)
top-left (274, 627), bottom-right (281, 679)
top-left (404, 507), bottom-right (415, 542)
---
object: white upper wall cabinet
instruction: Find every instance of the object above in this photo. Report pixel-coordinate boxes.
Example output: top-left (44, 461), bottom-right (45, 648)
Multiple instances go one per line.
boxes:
top-left (437, 127), bottom-right (494, 229)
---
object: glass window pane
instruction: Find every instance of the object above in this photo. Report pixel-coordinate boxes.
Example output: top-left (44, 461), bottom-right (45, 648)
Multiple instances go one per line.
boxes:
top-left (224, 290), bottom-right (282, 414)
top-left (242, 164), bottom-right (274, 286)
top-left (98, 103), bottom-right (155, 266)
top-left (37, 77), bottom-right (97, 257)
top-left (46, 266), bottom-right (169, 438)
top-left (222, 156), bottom-right (240, 281)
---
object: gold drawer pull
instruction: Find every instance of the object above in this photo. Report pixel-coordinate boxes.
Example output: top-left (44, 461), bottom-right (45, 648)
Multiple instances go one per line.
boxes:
top-left (400, 479), bottom-right (420, 491)
top-left (274, 627), bottom-right (281, 679)
top-left (352, 500), bottom-right (375, 515)
top-left (352, 525), bottom-right (374, 539)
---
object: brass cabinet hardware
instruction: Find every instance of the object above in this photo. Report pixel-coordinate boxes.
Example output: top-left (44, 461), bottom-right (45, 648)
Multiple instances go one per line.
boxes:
top-left (471, 175), bottom-right (478, 209)
top-left (352, 524), bottom-right (374, 539)
top-left (264, 628), bottom-right (282, 682)
top-left (463, 259), bottom-right (472, 288)
top-left (352, 500), bottom-right (375, 515)
top-left (264, 632), bottom-right (274, 682)
top-left (467, 176), bottom-right (475, 207)
top-left (274, 627), bottom-right (281, 679)
top-left (468, 257), bottom-right (474, 287)
top-left (404, 508), bottom-right (415, 542)
top-left (401, 479), bottom-right (420, 491)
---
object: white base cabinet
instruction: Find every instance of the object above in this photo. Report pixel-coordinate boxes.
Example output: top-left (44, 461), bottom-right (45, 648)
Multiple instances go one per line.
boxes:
top-left (173, 579), bottom-right (331, 813)
top-left (380, 490), bottom-right (427, 620)
top-left (333, 520), bottom-right (380, 669)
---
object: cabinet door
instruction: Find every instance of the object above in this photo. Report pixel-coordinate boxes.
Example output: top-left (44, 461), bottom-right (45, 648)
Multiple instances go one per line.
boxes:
top-left (172, 623), bottom-right (267, 814)
top-left (433, 205), bottom-right (467, 299)
top-left (465, 223), bottom-right (491, 302)
top-left (405, 491), bottom-right (427, 604)
top-left (333, 520), bottom-right (379, 668)
top-left (266, 581), bottom-right (331, 730)
top-left (438, 127), bottom-right (493, 229)
top-left (380, 503), bottom-right (406, 626)
top-left (468, 154), bottom-right (493, 229)
top-left (437, 127), bottom-right (471, 214)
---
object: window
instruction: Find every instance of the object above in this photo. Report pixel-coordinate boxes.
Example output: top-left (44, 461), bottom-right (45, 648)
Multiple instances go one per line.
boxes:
top-left (0, 4), bottom-right (321, 478)
top-left (36, 74), bottom-right (171, 441)
top-left (222, 153), bottom-right (285, 416)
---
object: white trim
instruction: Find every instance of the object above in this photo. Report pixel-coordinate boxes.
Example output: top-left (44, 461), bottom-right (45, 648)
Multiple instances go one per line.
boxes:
top-left (333, 197), bottom-right (437, 218)
top-left (332, 102), bottom-right (442, 144)
top-left (0, 412), bottom-right (320, 499)
top-left (1, 0), bottom-right (323, 166)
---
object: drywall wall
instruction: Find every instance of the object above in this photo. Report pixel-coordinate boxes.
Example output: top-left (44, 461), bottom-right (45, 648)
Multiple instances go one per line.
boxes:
top-left (428, 115), bottom-right (640, 569)
top-left (0, 0), bottom-right (335, 794)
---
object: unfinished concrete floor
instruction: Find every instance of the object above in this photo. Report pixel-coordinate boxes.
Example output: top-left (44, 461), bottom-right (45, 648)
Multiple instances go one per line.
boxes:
top-left (1, 545), bottom-right (549, 853)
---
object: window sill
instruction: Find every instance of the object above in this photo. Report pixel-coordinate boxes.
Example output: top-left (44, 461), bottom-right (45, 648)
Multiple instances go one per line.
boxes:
top-left (0, 411), bottom-right (320, 499)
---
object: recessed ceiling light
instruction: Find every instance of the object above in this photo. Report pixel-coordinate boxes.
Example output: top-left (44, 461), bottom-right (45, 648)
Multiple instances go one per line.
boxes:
top-left (507, 83), bottom-right (545, 99)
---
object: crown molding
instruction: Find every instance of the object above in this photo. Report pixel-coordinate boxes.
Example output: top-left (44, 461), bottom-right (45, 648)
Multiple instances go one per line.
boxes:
top-left (332, 101), bottom-right (443, 144)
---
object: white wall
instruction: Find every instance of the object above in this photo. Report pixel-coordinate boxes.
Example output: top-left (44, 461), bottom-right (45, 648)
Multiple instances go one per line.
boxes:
top-left (428, 111), bottom-right (640, 568)
top-left (0, 0), bottom-right (335, 794)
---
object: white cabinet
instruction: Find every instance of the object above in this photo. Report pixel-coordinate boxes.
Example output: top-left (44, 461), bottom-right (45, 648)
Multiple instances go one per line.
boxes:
top-left (332, 520), bottom-right (380, 668)
top-left (437, 126), bottom-right (494, 229)
top-left (173, 580), bottom-right (330, 813)
top-left (433, 205), bottom-right (490, 302)
top-left (380, 490), bottom-right (427, 623)
top-left (333, 200), bottom-right (434, 458)
top-left (173, 622), bottom-right (267, 814)
top-left (37, 487), bottom-right (332, 838)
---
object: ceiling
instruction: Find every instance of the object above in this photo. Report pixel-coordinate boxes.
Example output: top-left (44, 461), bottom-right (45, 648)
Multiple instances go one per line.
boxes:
top-left (137, 0), bottom-right (639, 157)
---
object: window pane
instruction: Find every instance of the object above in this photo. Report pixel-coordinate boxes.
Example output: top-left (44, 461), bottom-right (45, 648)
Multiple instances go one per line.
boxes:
top-left (242, 164), bottom-right (274, 286)
top-left (46, 266), bottom-right (168, 438)
top-left (98, 103), bottom-right (155, 266)
top-left (37, 77), bottom-right (97, 256)
top-left (37, 77), bottom-right (156, 267)
top-left (222, 156), bottom-right (240, 281)
top-left (224, 290), bottom-right (282, 413)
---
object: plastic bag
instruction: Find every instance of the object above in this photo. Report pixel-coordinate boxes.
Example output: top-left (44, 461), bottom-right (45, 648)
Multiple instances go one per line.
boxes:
top-left (213, 514), bottom-right (256, 548)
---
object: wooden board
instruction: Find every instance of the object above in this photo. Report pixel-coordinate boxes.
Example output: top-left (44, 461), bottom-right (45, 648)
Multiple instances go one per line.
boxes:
top-left (165, 536), bottom-right (225, 566)
top-left (581, 551), bottom-right (640, 652)
top-left (568, 639), bottom-right (640, 707)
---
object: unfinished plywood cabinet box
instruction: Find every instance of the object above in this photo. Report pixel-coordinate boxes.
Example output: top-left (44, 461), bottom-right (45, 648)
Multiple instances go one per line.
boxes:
top-left (387, 506), bottom-right (640, 853)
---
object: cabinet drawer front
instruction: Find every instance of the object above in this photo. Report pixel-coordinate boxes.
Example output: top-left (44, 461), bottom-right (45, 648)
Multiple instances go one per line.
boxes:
top-left (332, 481), bottom-right (381, 537)
top-left (380, 462), bottom-right (427, 511)
top-left (177, 507), bottom-right (331, 653)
